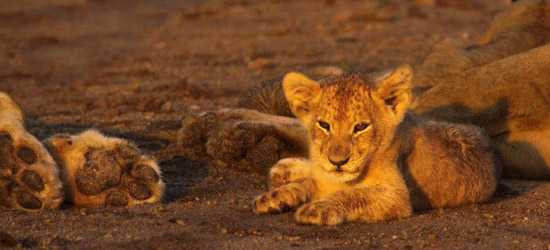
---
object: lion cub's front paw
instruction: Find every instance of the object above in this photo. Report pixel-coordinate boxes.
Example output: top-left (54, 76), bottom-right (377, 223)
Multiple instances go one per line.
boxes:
top-left (295, 201), bottom-right (345, 226)
top-left (268, 158), bottom-right (311, 189)
top-left (253, 185), bottom-right (306, 214)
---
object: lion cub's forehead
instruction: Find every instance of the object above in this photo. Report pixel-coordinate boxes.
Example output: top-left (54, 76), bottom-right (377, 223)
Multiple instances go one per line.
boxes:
top-left (317, 74), bottom-right (374, 121)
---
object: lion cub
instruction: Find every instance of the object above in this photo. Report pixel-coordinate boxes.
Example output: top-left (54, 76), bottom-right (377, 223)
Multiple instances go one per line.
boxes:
top-left (253, 65), bottom-right (500, 225)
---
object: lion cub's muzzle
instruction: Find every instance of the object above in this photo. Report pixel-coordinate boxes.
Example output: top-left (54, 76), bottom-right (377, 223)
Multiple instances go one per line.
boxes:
top-left (327, 143), bottom-right (351, 172)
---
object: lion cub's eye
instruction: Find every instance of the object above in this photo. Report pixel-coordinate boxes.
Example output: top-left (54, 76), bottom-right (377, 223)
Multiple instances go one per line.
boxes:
top-left (317, 120), bottom-right (331, 132)
top-left (353, 122), bottom-right (370, 134)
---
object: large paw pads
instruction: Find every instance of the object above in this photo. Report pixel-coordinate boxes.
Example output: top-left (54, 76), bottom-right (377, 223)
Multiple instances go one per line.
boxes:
top-left (72, 145), bottom-right (163, 207)
top-left (75, 150), bottom-right (123, 196)
top-left (0, 130), bottom-right (62, 211)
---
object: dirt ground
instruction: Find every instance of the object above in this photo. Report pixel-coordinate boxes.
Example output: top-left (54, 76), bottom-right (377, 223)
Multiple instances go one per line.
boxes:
top-left (1, 0), bottom-right (550, 249)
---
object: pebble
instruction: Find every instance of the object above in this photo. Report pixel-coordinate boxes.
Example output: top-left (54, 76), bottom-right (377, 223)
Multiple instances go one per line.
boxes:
top-left (312, 66), bottom-right (344, 77)
top-left (247, 58), bottom-right (276, 70)
top-left (103, 233), bottom-right (113, 240)
top-left (169, 218), bottom-right (188, 226)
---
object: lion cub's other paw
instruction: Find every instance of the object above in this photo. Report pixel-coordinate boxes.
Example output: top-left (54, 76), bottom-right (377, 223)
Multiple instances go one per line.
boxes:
top-left (206, 120), bottom-right (286, 173)
top-left (295, 201), bottom-right (345, 226)
top-left (0, 93), bottom-right (64, 211)
top-left (45, 130), bottom-right (165, 208)
top-left (253, 184), bottom-right (307, 214)
top-left (268, 158), bottom-right (311, 189)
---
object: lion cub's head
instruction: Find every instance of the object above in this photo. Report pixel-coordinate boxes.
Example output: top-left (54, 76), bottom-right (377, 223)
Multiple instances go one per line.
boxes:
top-left (282, 65), bottom-right (413, 183)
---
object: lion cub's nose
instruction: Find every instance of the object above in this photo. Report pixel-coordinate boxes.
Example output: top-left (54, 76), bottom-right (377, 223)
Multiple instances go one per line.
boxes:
top-left (329, 157), bottom-right (349, 169)
top-left (328, 143), bottom-right (350, 170)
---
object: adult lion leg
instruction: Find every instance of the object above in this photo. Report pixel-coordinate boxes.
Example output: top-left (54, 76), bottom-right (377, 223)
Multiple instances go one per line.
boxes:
top-left (179, 108), bottom-right (308, 173)
top-left (0, 93), bottom-right (64, 211)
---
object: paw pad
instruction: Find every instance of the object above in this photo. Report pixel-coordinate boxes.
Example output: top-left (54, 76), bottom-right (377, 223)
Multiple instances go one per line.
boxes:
top-left (0, 129), bottom-right (63, 211)
top-left (68, 142), bottom-right (163, 207)
top-left (75, 150), bottom-right (123, 195)
top-left (20, 170), bottom-right (44, 192)
top-left (130, 164), bottom-right (160, 183)
top-left (127, 181), bottom-right (152, 200)
top-left (105, 190), bottom-right (129, 207)
top-left (16, 146), bottom-right (37, 165)
top-left (15, 190), bottom-right (42, 210)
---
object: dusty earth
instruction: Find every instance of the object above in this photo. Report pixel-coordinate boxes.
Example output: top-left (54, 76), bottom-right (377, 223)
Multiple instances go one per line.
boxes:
top-left (1, 0), bottom-right (550, 249)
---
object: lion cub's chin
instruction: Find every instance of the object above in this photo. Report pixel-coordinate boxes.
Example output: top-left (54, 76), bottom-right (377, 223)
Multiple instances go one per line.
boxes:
top-left (316, 167), bottom-right (361, 183)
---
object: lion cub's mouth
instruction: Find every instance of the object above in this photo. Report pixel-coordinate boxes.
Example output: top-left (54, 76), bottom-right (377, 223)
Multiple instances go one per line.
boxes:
top-left (324, 167), bottom-right (360, 180)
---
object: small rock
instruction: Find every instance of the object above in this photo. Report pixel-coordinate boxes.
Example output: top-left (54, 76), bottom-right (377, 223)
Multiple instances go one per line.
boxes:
top-left (161, 101), bottom-right (173, 111)
top-left (103, 233), bottom-right (113, 240)
top-left (247, 58), bottom-right (276, 70)
top-left (312, 66), bottom-right (344, 77)
top-left (286, 236), bottom-right (301, 241)
top-left (483, 213), bottom-right (494, 219)
top-left (169, 218), bottom-right (188, 226)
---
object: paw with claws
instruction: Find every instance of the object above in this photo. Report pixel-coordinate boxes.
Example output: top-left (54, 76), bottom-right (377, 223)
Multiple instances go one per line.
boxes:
top-left (253, 183), bottom-right (309, 214)
top-left (295, 201), bottom-right (345, 226)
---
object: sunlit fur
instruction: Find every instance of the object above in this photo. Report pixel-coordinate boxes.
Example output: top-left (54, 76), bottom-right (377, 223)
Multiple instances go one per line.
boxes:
top-left (253, 65), bottom-right (500, 226)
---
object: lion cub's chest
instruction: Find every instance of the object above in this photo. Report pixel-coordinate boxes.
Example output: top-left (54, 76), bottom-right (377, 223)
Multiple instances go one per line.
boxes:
top-left (312, 172), bottom-right (358, 200)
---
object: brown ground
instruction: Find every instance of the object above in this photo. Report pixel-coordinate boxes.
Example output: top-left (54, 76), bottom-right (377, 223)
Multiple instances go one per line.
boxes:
top-left (1, 0), bottom-right (550, 249)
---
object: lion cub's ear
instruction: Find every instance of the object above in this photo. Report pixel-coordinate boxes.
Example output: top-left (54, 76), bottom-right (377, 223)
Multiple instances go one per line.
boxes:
top-left (282, 72), bottom-right (321, 121)
top-left (372, 64), bottom-right (413, 119)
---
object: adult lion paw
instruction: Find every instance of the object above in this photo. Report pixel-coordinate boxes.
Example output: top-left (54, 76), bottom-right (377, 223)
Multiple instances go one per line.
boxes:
top-left (45, 130), bottom-right (165, 208)
top-left (294, 201), bottom-right (345, 226)
top-left (178, 109), bottom-right (289, 173)
top-left (206, 120), bottom-right (286, 173)
top-left (0, 92), bottom-right (64, 212)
